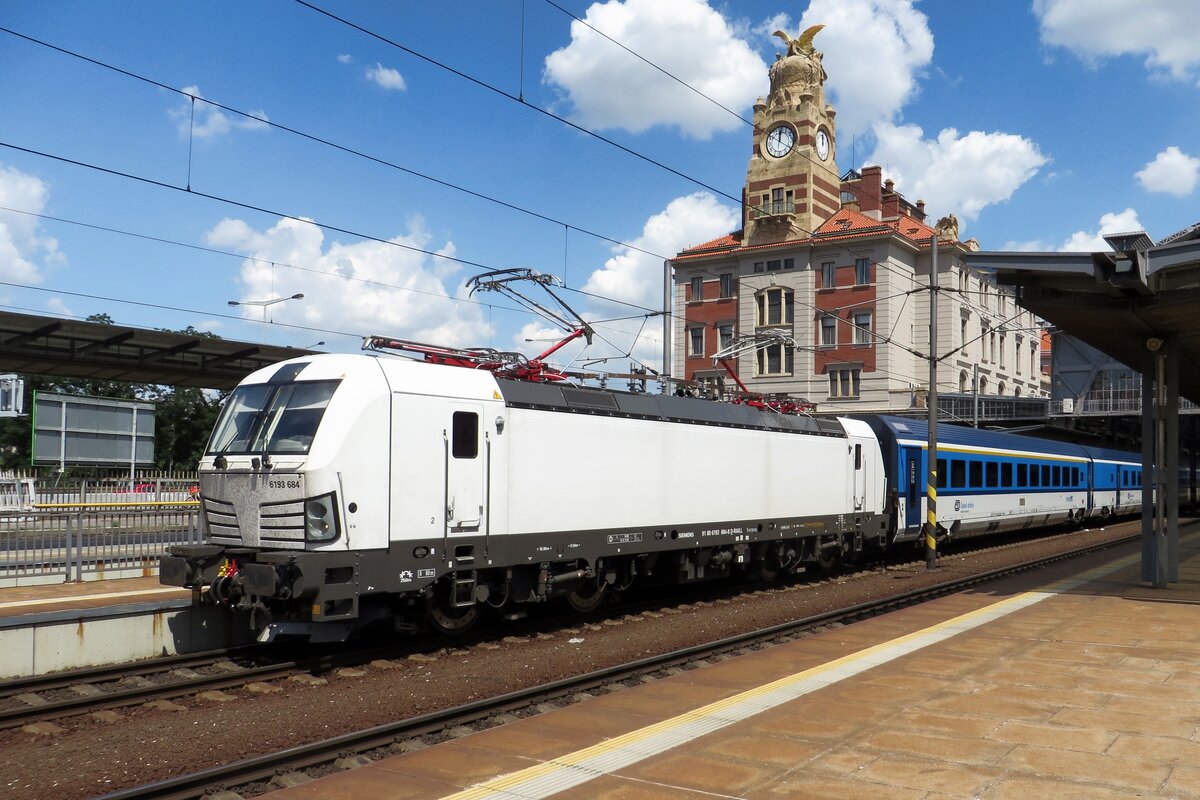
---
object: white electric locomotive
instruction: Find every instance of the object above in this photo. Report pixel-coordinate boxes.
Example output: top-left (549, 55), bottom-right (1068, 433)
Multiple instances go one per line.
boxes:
top-left (162, 349), bottom-right (889, 641)
top-left (162, 332), bottom-right (1154, 642)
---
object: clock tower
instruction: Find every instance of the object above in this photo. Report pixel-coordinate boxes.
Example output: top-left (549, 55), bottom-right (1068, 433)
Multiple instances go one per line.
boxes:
top-left (744, 24), bottom-right (840, 246)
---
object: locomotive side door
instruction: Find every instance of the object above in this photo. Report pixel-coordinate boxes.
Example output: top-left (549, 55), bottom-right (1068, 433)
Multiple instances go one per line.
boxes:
top-left (445, 404), bottom-right (485, 532)
top-left (852, 442), bottom-right (866, 511)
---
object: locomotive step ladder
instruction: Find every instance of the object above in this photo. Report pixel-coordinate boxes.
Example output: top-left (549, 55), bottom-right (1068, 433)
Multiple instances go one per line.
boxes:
top-left (451, 570), bottom-right (478, 608)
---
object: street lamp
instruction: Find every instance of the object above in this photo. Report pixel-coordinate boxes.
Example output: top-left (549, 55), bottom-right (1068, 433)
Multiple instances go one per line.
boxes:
top-left (227, 293), bottom-right (304, 344)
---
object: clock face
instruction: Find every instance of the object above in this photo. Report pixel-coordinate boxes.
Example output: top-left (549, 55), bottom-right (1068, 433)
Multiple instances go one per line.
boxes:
top-left (765, 125), bottom-right (795, 158)
top-left (815, 129), bottom-right (831, 161)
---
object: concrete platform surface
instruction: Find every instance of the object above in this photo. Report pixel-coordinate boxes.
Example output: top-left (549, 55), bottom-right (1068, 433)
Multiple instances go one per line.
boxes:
top-left (0, 575), bottom-right (188, 620)
top-left (262, 529), bottom-right (1200, 799)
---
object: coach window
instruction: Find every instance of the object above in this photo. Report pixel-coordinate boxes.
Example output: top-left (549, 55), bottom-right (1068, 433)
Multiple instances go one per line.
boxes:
top-left (937, 458), bottom-right (947, 489)
top-left (451, 412), bottom-right (479, 459)
top-left (1052, 466), bottom-right (1061, 486)
top-left (1030, 464), bottom-right (1040, 487)
top-left (1001, 462), bottom-right (1013, 487)
top-left (1041, 465), bottom-right (1051, 486)
top-left (1017, 463), bottom-right (1028, 487)
top-left (969, 460), bottom-right (983, 488)
top-left (986, 462), bottom-right (998, 488)
top-left (951, 459), bottom-right (966, 488)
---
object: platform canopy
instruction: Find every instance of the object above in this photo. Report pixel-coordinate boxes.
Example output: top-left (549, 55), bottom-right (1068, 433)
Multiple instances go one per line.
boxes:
top-left (0, 311), bottom-right (320, 390)
top-left (965, 224), bottom-right (1200, 406)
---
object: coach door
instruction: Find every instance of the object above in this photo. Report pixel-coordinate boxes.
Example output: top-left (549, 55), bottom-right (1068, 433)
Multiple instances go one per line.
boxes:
top-left (444, 405), bottom-right (485, 533)
top-left (904, 447), bottom-right (923, 531)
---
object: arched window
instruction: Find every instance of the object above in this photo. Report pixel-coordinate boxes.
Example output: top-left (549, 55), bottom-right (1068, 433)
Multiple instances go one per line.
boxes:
top-left (998, 382), bottom-right (1006, 396)
top-left (959, 371), bottom-right (968, 393)
top-left (979, 376), bottom-right (988, 395)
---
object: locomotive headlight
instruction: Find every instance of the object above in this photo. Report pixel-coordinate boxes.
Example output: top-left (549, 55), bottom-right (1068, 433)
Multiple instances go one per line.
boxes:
top-left (305, 493), bottom-right (340, 542)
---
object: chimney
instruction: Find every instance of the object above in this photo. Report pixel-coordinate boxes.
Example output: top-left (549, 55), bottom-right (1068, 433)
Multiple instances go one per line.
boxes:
top-left (915, 200), bottom-right (926, 220)
top-left (882, 177), bottom-right (899, 219)
top-left (858, 165), bottom-right (883, 218)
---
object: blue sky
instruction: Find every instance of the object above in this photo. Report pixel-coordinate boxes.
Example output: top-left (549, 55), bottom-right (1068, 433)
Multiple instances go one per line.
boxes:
top-left (0, 0), bottom-right (1197, 374)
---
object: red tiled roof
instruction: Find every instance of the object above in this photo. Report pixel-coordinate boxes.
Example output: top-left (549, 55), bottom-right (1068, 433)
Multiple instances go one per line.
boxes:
top-left (672, 207), bottom-right (942, 262)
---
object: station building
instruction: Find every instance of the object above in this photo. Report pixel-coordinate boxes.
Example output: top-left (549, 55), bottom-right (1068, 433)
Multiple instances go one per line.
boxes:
top-left (670, 27), bottom-right (1046, 413)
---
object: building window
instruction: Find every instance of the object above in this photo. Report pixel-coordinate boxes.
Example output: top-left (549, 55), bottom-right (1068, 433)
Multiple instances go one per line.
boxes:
top-left (854, 257), bottom-right (870, 285)
top-left (753, 261), bottom-right (765, 273)
top-left (688, 326), bottom-right (704, 357)
top-left (757, 342), bottom-right (793, 376)
top-left (828, 367), bottom-right (861, 398)
top-left (959, 371), bottom-right (968, 392)
top-left (784, 258), bottom-right (795, 269)
top-left (990, 329), bottom-right (997, 363)
top-left (853, 311), bottom-right (872, 345)
top-left (1015, 336), bottom-right (1023, 374)
top-left (998, 382), bottom-right (1006, 396)
top-left (690, 276), bottom-right (703, 302)
top-left (821, 261), bottom-right (836, 288)
top-left (756, 287), bottom-right (793, 326)
top-left (981, 283), bottom-right (989, 310)
top-left (960, 316), bottom-right (969, 357)
top-left (980, 324), bottom-right (989, 362)
top-left (719, 273), bottom-right (734, 298)
top-left (766, 259), bottom-right (782, 271)
top-left (999, 332), bottom-right (1006, 368)
top-left (717, 323), bottom-right (734, 352)
top-left (820, 315), bottom-right (837, 346)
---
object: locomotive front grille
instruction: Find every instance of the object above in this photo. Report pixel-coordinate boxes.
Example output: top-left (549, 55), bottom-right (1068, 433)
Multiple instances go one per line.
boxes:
top-left (203, 497), bottom-right (241, 544)
top-left (259, 498), bottom-right (306, 549)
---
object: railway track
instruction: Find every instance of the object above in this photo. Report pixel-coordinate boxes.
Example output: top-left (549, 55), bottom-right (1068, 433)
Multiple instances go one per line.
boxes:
top-left (96, 529), bottom-right (1140, 800)
top-left (0, 524), bottom-right (1125, 734)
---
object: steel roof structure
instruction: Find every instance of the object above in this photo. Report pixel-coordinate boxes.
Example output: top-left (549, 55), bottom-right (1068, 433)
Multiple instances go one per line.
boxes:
top-left (0, 311), bottom-right (320, 390)
top-left (967, 223), bottom-right (1200, 587)
top-left (965, 225), bottom-right (1200, 406)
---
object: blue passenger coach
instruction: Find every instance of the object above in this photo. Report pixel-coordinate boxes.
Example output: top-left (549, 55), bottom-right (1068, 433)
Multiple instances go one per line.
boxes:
top-left (861, 416), bottom-right (1142, 544)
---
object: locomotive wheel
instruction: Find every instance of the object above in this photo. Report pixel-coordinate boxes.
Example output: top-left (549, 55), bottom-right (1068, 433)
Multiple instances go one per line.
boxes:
top-left (565, 581), bottom-right (606, 614)
top-left (754, 543), bottom-right (782, 582)
top-left (426, 594), bottom-right (480, 635)
top-left (816, 544), bottom-right (842, 573)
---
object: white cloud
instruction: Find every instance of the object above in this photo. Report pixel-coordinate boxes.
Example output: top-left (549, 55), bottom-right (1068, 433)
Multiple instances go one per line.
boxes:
top-left (44, 296), bottom-right (74, 318)
top-left (583, 192), bottom-right (738, 308)
top-left (208, 215), bottom-right (489, 347)
top-left (0, 164), bottom-right (62, 283)
top-left (1136, 146), bottom-right (1200, 196)
top-left (543, 0), bottom-right (766, 139)
top-left (1058, 208), bottom-right (1143, 251)
top-left (1034, 0), bottom-right (1200, 83)
top-left (172, 86), bottom-right (270, 139)
top-left (337, 54), bottom-right (352, 64)
top-left (869, 123), bottom-right (1047, 223)
top-left (365, 63), bottom-right (406, 90)
top-left (792, 0), bottom-right (934, 140)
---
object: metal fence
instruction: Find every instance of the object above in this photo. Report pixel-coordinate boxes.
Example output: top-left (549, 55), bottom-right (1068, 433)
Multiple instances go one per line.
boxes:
top-left (0, 505), bottom-right (202, 586)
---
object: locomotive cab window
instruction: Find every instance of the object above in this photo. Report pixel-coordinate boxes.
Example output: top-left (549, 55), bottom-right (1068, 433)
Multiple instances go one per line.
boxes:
top-left (208, 379), bottom-right (340, 456)
top-left (452, 412), bottom-right (479, 459)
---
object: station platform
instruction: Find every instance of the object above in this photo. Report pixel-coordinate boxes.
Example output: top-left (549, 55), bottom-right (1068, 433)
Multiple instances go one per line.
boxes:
top-left (0, 577), bottom-right (242, 678)
top-left (263, 527), bottom-right (1200, 799)
top-left (0, 576), bottom-right (189, 622)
